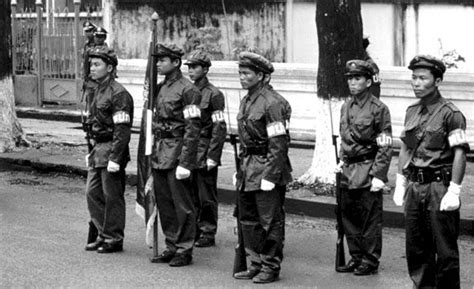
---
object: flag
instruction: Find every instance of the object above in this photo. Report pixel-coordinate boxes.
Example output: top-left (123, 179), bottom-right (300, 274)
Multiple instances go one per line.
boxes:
top-left (136, 42), bottom-right (157, 246)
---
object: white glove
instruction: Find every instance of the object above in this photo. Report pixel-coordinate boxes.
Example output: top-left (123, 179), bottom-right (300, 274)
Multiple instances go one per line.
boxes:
top-left (334, 161), bottom-right (344, 173)
top-left (232, 172), bottom-right (237, 187)
top-left (175, 165), bottom-right (191, 180)
top-left (440, 182), bottom-right (461, 211)
top-left (85, 154), bottom-right (90, 167)
top-left (393, 173), bottom-right (407, 206)
top-left (107, 160), bottom-right (120, 173)
top-left (206, 158), bottom-right (218, 171)
top-left (370, 177), bottom-right (385, 192)
top-left (260, 179), bottom-right (275, 191)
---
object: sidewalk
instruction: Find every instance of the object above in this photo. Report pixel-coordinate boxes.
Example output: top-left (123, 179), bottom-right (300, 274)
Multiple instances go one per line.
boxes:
top-left (2, 108), bottom-right (474, 236)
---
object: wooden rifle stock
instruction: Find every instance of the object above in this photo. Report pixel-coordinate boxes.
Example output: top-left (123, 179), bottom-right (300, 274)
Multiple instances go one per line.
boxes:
top-left (333, 134), bottom-right (346, 269)
top-left (230, 133), bottom-right (247, 275)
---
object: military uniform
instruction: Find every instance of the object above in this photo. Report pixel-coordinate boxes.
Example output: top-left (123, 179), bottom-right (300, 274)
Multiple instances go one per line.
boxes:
top-left (337, 60), bottom-right (393, 274)
top-left (234, 52), bottom-right (292, 283)
top-left (398, 55), bottom-right (469, 289)
top-left (184, 50), bottom-right (227, 247)
top-left (81, 21), bottom-right (97, 104)
top-left (363, 37), bottom-right (381, 98)
top-left (151, 44), bottom-right (202, 266)
top-left (84, 47), bottom-right (134, 253)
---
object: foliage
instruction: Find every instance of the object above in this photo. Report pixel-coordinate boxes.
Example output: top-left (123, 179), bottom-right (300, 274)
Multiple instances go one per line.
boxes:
top-left (288, 179), bottom-right (336, 197)
top-left (183, 27), bottom-right (224, 60)
top-left (442, 50), bottom-right (465, 69)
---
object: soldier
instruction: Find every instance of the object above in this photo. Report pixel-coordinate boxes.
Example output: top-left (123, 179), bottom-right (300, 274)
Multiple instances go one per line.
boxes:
top-left (184, 49), bottom-right (227, 248)
top-left (83, 46), bottom-right (134, 253)
top-left (335, 60), bottom-right (392, 275)
top-left (94, 27), bottom-right (108, 48)
top-left (363, 36), bottom-right (381, 98)
top-left (393, 55), bottom-right (469, 289)
top-left (81, 21), bottom-right (97, 104)
top-left (232, 52), bottom-right (292, 284)
top-left (150, 44), bottom-right (202, 267)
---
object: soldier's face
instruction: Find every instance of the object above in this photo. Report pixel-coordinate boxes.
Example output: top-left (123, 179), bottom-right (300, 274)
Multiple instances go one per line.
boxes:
top-left (157, 57), bottom-right (179, 75)
top-left (347, 75), bottom-right (371, 96)
top-left (187, 64), bottom-right (208, 81)
top-left (94, 36), bottom-right (105, 45)
top-left (85, 31), bottom-right (94, 40)
top-left (89, 58), bottom-right (112, 80)
top-left (239, 67), bottom-right (263, 90)
top-left (411, 68), bottom-right (441, 99)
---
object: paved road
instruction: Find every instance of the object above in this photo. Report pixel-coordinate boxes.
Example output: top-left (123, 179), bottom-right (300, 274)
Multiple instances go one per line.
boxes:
top-left (1, 166), bottom-right (474, 288)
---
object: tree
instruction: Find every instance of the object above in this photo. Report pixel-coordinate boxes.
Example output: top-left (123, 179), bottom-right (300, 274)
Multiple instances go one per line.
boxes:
top-left (298, 0), bottom-right (364, 184)
top-left (0, 0), bottom-right (26, 152)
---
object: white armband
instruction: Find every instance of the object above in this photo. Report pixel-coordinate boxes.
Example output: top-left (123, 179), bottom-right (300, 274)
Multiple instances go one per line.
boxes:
top-left (266, 121), bottom-right (286, 138)
top-left (211, 110), bottom-right (225, 123)
top-left (376, 132), bottom-right (392, 147)
top-left (448, 129), bottom-right (468, 147)
top-left (183, 104), bottom-right (201, 119)
top-left (112, 111), bottom-right (131, 124)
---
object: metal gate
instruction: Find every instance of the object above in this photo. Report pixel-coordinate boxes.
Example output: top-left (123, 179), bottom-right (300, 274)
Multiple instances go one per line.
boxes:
top-left (11, 0), bottom-right (101, 106)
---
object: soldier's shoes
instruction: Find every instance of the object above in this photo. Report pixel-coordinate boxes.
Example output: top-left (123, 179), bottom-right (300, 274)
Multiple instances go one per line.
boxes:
top-left (336, 259), bottom-right (361, 273)
top-left (169, 253), bottom-right (193, 267)
top-left (85, 240), bottom-right (104, 251)
top-left (97, 242), bottom-right (123, 253)
top-left (195, 237), bottom-right (215, 248)
top-left (150, 250), bottom-right (175, 263)
top-left (233, 268), bottom-right (261, 280)
top-left (353, 263), bottom-right (378, 276)
top-left (252, 271), bottom-right (280, 284)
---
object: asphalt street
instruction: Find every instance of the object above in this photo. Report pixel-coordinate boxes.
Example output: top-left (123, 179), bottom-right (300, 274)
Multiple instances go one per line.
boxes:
top-left (1, 165), bottom-right (474, 288)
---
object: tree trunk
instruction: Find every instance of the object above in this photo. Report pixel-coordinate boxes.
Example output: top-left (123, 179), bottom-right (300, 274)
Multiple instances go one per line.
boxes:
top-left (298, 0), bottom-right (364, 184)
top-left (0, 0), bottom-right (27, 152)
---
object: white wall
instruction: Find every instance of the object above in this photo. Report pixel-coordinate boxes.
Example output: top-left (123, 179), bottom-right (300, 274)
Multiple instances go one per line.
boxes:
top-left (290, 2), bottom-right (318, 63)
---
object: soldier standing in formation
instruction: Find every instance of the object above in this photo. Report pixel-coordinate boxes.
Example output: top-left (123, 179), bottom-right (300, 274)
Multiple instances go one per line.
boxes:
top-left (184, 49), bottom-right (227, 248)
top-left (93, 27), bottom-right (108, 49)
top-left (362, 36), bottom-right (381, 98)
top-left (81, 21), bottom-right (97, 104)
top-left (84, 46), bottom-right (134, 253)
top-left (150, 44), bottom-right (202, 267)
top-left (232, 52), bottom-right (292, 284)
top-left (335, 60), bottom-right (393, 275)
top-left (393, 55), bottom-right (469, 289)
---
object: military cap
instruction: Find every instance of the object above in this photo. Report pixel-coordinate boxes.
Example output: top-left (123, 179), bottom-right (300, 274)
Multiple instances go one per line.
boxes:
top-left (344, 59), bottom-right (374, 77)
top-left (94, 27), bottom-right (108, 37)
top-left (88, 46), bottom-right (118, 66)
top-left (238, 52), bottom-right (274, 74)
top-left (153, 43), bottom-right (185, 59)
top-left (83, 21), bottom-right (96, 32)
top-left (184, 49), bottom-right (211, 67)
top-left (408, 54), bottom-right (446, 75)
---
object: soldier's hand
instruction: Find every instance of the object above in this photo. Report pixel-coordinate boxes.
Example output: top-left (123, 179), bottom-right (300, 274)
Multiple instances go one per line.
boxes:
top-left (393, 173), bottom-right (407, 206)
top-left (175, 165), bottom-right (191, 180)
top-left (440, 182), bottom-right (461, 211)
top-left (260, 179), bottom-right (275, 191)
top-left (107, 160), bottom-right (120, 173)
top-left (370, 177), bottom-right (385, 192)
top-left (334, 161), bottom-right (344, 173)
top-left (206, 158), bottom-right (218, 171)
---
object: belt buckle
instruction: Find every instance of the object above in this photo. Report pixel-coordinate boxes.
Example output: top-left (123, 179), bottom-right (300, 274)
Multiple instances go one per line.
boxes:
top-left (417, 171), bottom-right (424, 183)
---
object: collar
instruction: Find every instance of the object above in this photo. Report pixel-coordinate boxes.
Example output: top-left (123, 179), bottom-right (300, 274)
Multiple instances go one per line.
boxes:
top-left (96, 75), bottom-right (113, 92)
top-left (420, 89), bottom-right (442, 114)
top-left (351, 90), bottom-right (371, 107)
top-left (194, 76), bottom-right (209, 90)
top-left (246, 82), bottom-right (265, 103)
top-left (164, 69), bottom-right (182, 86)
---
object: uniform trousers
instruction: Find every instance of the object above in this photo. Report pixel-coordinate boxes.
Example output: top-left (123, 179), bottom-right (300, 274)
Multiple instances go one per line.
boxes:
top-left (153, 168), bottom-right (196, 256)
top-left (193, 167), bottom-right (218, 239)
top-left (86, 167), bottom-right (126, 244)
top-left (405, 181), bottom-right (460, 289)
top-left (239, 184), bottom-right (285, 273)
top-left (340, 187), bottom-right (383, 266)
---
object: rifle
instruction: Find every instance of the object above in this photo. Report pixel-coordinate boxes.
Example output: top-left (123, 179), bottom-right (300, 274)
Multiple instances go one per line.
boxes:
top-left (328, 100), bottom-right (345, 269)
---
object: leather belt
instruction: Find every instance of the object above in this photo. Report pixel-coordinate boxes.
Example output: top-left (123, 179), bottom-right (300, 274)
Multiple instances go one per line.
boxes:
top-left (407, 166), bottom-right (451, 184)
top-left (345, 151), bottom-right (377, 164)
top-left (242, 145), bottom-right (267, 156)
top-left (155, 130), bottom-right (183, 139)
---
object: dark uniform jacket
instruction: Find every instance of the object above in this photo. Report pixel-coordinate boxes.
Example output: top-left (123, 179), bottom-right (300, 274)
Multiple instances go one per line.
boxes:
top-left (339, 91), bottom-right (392, 189)
top-left (87, 76), bottom-right (134, 168)
top-left (151, 70), bottom-right (202, 170)
top-left (194, 76), bottom-right (227, 168)
top-left (401, 90), bottom-right (470, 169)
top-left (82, 40), bottom-right (95, 80)
top-left (237, 83), bottom-right (292, 191)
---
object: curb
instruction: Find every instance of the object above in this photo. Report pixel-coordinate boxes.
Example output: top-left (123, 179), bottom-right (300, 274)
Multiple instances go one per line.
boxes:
top-left (1, 154), bottom-right (473, 236)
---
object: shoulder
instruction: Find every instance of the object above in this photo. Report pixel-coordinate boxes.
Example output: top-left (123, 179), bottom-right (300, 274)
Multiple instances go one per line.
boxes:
top-left (406, 100), bottom-right (421, 113)
top-left (368, 94), bottom-right (389, 111)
